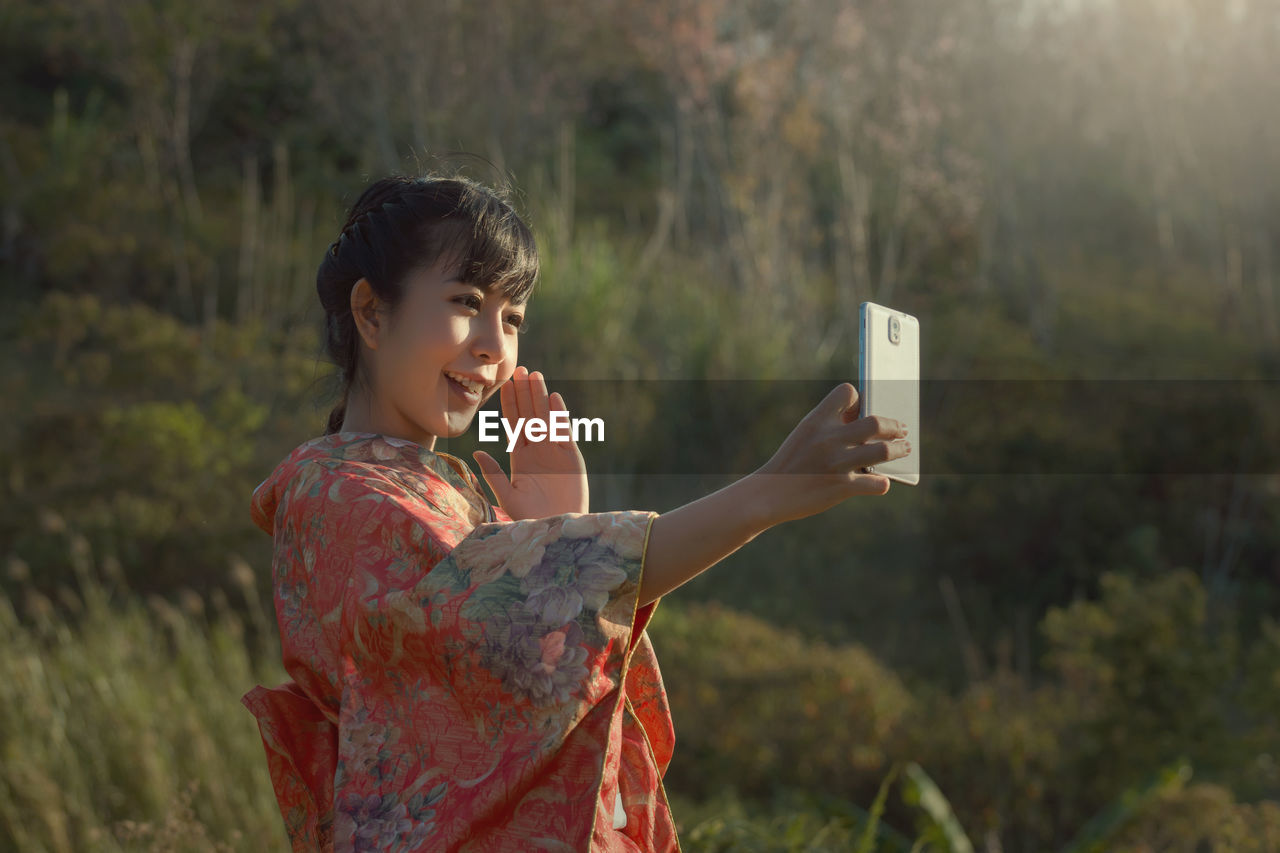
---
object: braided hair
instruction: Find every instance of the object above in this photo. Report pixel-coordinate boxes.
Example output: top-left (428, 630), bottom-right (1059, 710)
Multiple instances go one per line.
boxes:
top-left (316, 173), bottom-right (539, 435)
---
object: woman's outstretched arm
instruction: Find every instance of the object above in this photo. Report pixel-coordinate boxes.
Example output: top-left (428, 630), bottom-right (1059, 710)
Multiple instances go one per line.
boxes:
top-left (637, 473), bottom-right (773, 608)
top-left (636, 383), bottom-right (912, 608)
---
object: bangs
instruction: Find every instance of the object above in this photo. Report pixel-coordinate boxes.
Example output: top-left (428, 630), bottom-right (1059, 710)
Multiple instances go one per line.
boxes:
top-left (422, 189), bottom-right (540, 305)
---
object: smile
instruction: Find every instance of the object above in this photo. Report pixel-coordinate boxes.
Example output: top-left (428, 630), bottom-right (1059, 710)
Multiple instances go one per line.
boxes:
top-left (444, 370), bottom-right (485, 401)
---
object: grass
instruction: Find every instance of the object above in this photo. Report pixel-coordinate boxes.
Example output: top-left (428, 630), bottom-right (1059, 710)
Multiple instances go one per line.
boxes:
top-left (0, 526), bottom-right (288, 852)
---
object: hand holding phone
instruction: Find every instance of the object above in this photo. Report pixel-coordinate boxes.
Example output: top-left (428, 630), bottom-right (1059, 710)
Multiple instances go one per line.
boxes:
top-left (752, 383), bottom-right (911, 524)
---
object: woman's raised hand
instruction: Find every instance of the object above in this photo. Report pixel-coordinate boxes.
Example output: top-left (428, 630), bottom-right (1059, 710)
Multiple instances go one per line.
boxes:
top-left (750, 382), bottom-right (911, 525)
top-left (471, 365), bottom-right (589, 520)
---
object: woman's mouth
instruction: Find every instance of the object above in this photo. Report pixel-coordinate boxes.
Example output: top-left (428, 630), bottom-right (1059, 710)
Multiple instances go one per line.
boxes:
top-left (444, 370), bottom-right (483, 404)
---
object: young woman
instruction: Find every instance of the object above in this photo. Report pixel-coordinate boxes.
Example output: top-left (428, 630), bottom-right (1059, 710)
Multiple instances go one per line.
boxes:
top-left (241, 173), bottom-right (911, 852)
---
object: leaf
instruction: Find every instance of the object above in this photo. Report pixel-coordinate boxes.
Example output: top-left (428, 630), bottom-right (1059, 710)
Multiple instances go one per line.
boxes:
top-left (902, 762), bottom-right (973, 853)
top-left (855, 761), bottom-right (903, 853)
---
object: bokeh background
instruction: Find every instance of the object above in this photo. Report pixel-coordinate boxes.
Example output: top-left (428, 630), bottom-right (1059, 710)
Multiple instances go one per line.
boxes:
top-left (2, 0), bottom-right (1279, 849)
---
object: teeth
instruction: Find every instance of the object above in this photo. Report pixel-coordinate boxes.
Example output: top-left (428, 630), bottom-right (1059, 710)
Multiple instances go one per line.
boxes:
top-left (445, 371), bottom-right (482, 394)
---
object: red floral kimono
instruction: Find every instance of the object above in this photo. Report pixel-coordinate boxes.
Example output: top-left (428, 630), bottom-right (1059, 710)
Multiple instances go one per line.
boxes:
top-left (240, 432), bottom-right (682, 852)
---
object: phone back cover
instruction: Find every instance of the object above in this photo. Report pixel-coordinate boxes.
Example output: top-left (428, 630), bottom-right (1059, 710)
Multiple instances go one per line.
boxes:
top-left (859, 302), bottom-right (920, 484)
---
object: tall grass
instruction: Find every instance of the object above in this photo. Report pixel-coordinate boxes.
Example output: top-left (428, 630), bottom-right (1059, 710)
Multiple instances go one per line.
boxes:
top-left (0, 522), bottom-right (289, 852)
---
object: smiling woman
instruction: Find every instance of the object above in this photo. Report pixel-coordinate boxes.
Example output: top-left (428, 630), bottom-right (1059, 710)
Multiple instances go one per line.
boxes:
top-left (241, 170), bottom-right (683, 853)
top-left (241, 165), bottom-right (912, 853)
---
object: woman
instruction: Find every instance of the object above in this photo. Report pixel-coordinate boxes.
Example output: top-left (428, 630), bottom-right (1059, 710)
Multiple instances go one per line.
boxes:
top-left (241, 173), bottom-right (911, 852)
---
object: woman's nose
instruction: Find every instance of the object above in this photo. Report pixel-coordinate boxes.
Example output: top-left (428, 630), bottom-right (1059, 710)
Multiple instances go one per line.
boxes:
top-left (470, 311), bottom-right (509, 363)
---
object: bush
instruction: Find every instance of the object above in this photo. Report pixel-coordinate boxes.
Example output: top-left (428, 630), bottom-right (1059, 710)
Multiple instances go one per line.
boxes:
top-left (651, 598), bottom-right (915, 804)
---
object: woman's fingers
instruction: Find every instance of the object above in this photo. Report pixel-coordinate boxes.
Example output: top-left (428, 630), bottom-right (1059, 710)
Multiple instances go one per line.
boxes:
top-left (510, 365), bottom-right (551, 426)
top-left (499, 372), bottom-right (517, 424)
top-left (501, 367), bottom-right (573, 454)
top-left (819, 383), bottom-right (904, 441)
top-left (840, 386), bottom-right (862, 423)
top-left (839, 438), bottom-right (912, 472)
top-left (471, 450), bottom-right (512, 504)
top-left (513, 365), bottom-right (534, 421)
top-left (529, 370), bottom-right (550, 423)
top-left (548, 391), bottom-right (570, 446)
top-left (816, 383), bottom-right (858, 421)
top-left (841, 413), bottom-right (908, 445)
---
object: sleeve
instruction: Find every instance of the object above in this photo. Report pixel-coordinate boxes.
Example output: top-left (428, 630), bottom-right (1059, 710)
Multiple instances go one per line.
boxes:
top-left (240, 681), bottom-right (338, 852)
top-left (322, 463), bottom-right (662, 712)
top-left (487, 499), bottom-right (658, 654)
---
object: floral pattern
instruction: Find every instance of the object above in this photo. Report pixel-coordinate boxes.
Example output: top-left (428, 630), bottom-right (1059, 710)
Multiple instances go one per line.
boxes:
top-left (241, 432), bottom-right (681, 852)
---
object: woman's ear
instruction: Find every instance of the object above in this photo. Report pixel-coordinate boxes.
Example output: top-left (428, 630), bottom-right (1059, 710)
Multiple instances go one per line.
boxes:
top-left (350, 278), bottom-right (386, 350)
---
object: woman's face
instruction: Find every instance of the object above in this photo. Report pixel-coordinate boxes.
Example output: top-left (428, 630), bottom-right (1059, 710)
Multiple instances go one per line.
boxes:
top-left (345, 255), bottom-right (526, 450)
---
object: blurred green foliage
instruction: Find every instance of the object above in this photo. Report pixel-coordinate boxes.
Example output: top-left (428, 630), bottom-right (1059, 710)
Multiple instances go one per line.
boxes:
top-left (0, 292), bottom-right (326, 605)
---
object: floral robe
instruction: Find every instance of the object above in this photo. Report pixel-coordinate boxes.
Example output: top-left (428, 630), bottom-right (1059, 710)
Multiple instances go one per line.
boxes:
top-left (240, 432), bottom-right (682, 852)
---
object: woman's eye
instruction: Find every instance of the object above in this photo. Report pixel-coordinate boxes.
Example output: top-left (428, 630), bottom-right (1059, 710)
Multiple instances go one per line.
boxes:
top-left (455, 295), bottom-right (526, 332)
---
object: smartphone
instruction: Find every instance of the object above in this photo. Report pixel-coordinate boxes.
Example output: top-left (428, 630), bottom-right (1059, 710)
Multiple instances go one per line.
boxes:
top-left (858, 301), bottom-right (920, 485)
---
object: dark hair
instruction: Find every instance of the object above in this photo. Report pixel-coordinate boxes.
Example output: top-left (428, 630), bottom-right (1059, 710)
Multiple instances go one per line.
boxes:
top-left (316, 172), bottom-right (539, 435)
